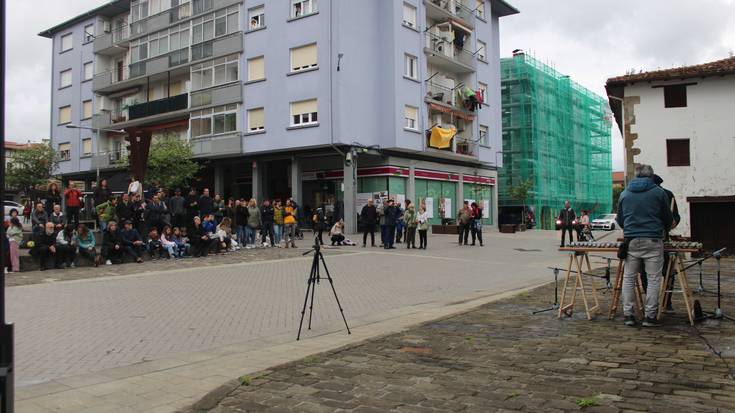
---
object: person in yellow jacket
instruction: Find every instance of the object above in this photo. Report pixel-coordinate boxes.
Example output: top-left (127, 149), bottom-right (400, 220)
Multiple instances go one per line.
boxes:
top-left (283, 199), bottom-right (298, 248)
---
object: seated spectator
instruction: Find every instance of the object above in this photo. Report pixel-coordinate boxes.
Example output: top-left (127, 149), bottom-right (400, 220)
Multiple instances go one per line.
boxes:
top-left (147, 228), bottom-right (165, 259)
top-left (330, 219), bottom-right (346, 246)
top-left (160, 225), bottom-right (178, 258)
top-left (215, 217), bottom-right (234, 253)
top-left (31, 222), bottom-right (61, 270)
top-left (74, 223), bottom-right (99, 266)
top-left (120, 220), bottom-right (145, 263)
top-left (189, 216), bottom-right (214, 258)
top-left (101, 220), bottom-right (125, 265)
top-left (49, 204), bottom-right (65, 230)
top-left (55, 224), bottom-right (78, 268)
top-left (202, 214), bottom-right (217, 236)
top-left (31, 203), bottom-right (47, 235)
top-left (96, 196), bottom-right (119, 232)
top-left (116, 193), bottom-right (134, 225)
top-left (6, 216), bottom-right (24, 272)
top-left (172, 227), bottom-right (190, 257)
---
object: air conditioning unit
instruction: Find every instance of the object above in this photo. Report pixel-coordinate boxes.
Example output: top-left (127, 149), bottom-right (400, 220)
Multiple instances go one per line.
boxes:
top-left (103, 20), bottom-right (111, 33)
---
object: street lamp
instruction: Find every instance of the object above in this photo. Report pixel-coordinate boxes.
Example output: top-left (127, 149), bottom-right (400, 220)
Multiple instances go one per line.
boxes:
top-left (65, 124), bottom-right (126, 181)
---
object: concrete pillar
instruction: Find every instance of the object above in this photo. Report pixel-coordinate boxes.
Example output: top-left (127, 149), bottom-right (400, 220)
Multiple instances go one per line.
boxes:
top-left (456, 173), bottom-right (464, 214)
top-left (252, 160), bottom-right (262, 201)
top-left (290, 157), bottom-right (302, 205)
top-left (343, 158), bottom-right (357, 234)
top-left (213, 164), bottom-right (224, 196)
top-left (407, 164), bottom-right (416, 205)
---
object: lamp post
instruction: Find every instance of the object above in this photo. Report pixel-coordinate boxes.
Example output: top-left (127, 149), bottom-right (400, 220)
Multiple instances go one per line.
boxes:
top-left (65, 124), bottom-right (126, 182)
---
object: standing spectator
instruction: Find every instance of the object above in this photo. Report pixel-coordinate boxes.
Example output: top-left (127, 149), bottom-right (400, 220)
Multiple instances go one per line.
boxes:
top-left (45, 183), bottom-right (62, 217)
top-left (273, 199), bottom-right (284, 247)
top-left (312, 204), bottom-right (327, 246)
top-left (457, 201), bottom-right (472, 246)
top-left (31, 222), bottom-right (61, 270)
top-left (55, 224), bottom-right (78, 268)
top-left (146, 193), bottom-right (167, 233)
top-left (6, 217), bottom-right (23, 272)
top-left (186, 188), bottom-right (200, 219)
top-left (198, 188), bottom-right (214, 217)
top-left (378, 201), bottom-right (386, 247)
top-left (93, 178), bottom-right (112, 229)
top-left (64, 181), bottom-right (83, 226)
top-left (360, 199), bottom-right (378, 248)
top-left (127, 174), bottom-right (143, 198)
top-left (160, 225), bottom-right (178, 258)
top-left (22, 199), bottom-right (32, 224)
top-left (74, 223), bottom-right (99, 266)
top-left (616, 164), bottom-right (673, 327)
top-left (246, 199), bottom-right (261, 249)
top-left (120, 220), bottom-right (145, 263)
top-left (395, 201), bottom-right (406, 244)
top-left (168, 189), bottom-right (186, 229)
top-left (404, 203), bottom-right (418, 249)
top-left (49, 204), bottom-right (65, 230)
top-left (116, 193), bottom-right (134, 225)
top-left (131, 193), bottom-right (147, 240)
top-left (470, 202), bottom-right (484, 247)
top-left (31, 202), bottom-right (48, 235)
top-left (157, 189), bottom-right (172, 227)
top-left (330, 219), bottom-right (346, 246)
top-left (189, 216), bottom-right (213, 257)
top-left (283, 199), bottom-right (298, 249)
top-left (558, 200), bottom-right (576, 247)
top-left (260, 199), bottom-right (275, 247)
top-left (147, 228), bottom-right (165, 259)
top-left (417, 205), bottom-right (429, 250)
top-left (213, 194), bottom-right (225, 223)
top-left (101, 220), bottom-right (125, 265)
top-left (383, 199), bottom-right (399, 249)
top-left (235, 199), bottom-right (250, 248)
top-left (225, 198), bottom-right (237, 224)
top-left (95, 196), bottom-right (118, 232)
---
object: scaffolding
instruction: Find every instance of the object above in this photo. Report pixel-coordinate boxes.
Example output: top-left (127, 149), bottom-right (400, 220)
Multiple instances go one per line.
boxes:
top-left (499, 53), bottom-right (613, 229)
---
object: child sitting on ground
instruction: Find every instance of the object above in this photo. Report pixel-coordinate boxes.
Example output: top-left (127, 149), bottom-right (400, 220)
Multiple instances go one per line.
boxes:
top-left (172, 227), bottom-right (190, 257)
top-left (147, 228), bottom-right (165, 259)
top-left (160, 225), bottom-right (177, 258)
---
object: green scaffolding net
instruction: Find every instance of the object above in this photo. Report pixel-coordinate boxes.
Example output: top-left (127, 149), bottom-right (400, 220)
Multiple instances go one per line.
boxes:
top-left (499, 53), bottom-right (613, 229)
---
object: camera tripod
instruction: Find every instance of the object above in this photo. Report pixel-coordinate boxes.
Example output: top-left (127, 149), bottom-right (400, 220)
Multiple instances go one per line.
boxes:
top-left (297, 238), bottom-right (351, 341)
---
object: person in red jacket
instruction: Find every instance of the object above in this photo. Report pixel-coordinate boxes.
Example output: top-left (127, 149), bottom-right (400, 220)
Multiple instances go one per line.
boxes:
top-left (63, 180), bottom-right (83, 227)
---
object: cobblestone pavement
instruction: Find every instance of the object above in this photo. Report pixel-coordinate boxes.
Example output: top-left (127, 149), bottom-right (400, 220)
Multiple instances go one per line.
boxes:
top-left (8, 231), bottom-right (565, 387)
top-left (194, 258), bottom-right (735, 413)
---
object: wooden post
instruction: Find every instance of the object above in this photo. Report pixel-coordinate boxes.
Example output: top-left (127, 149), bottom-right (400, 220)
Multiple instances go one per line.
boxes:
top-left (125, 128), bottom-right (153, 183)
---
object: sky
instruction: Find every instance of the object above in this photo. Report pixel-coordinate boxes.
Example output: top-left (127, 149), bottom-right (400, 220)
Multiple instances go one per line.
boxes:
top-left (5, 0), bottom-right (735, 172)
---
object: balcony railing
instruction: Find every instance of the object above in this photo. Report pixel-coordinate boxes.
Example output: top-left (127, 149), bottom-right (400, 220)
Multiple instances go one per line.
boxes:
top-left (425, 31), bottom-right (475, 68)
top-left (426, 81), bottom-right (467, 112)
top-left (426, 128), bottom-right (478, 157)
top-left (128, 93), bottom-right (188, 120)
top-left (425, 0), bottom-right (475, 25)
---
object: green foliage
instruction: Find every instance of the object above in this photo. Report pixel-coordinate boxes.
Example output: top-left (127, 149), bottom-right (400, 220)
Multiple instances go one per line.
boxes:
top-left (508, 178), bottom-right (533, 204)
top-left (238, 375), bottom-right (252, 386)
top-left (144, 135), bottom-right (199, 190)
top-left (612, 186), bottom-right (624, 212)
top-left (576, 395), bottom-right (599, 408)
top-left (5, 143), bottom-right (59, 195)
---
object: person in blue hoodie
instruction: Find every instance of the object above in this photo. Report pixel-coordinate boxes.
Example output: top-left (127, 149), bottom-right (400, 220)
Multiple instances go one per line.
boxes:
top-left (616, 164), bottom-right (673, 328)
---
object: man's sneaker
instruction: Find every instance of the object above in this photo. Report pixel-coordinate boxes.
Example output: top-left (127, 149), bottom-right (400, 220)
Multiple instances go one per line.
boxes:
top-left (105, 260), bottom-right (112, 266)
top-left (624, 316), bottom-right (636, 327)
top-left (69, 263), bottom-right (76, 268)
top-left (642, 317), bottom-right (663, 327)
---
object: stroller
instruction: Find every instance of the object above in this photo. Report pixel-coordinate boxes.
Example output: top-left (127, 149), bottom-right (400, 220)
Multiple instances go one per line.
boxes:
top-left (578, 224), bottom-right (595, 242)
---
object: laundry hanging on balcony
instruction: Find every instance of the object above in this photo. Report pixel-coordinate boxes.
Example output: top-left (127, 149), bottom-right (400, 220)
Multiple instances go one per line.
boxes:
top-left (429, 126), bottom-right (457, 149)
top-left (456, 86), bottom-right (482, 112)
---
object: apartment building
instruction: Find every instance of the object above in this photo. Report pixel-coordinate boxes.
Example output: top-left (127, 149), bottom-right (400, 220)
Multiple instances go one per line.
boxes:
top-left (40, 0), bottom-right (518, 232)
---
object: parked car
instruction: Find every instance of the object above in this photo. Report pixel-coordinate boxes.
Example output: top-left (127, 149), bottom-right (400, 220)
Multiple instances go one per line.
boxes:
top-left (591, 213), bottom-right (617, 231)
top-left (4, 200), bottom-right (23, 217)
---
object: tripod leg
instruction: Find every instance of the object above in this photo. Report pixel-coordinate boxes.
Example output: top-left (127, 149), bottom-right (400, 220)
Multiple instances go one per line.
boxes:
top-left (319, 252), bottom-right (351, 334)
top-left (308, 253), bottom-right (319, 330)
top-left (297, 267), bottom-right (316, 341)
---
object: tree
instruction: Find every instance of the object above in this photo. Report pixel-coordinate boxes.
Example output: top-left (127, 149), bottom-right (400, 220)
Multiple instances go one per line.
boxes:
top-left (612, 186), bottom-right (624, 212)
top-left (144, 134), bottom-right (200, 190)
top-left (508, 178), bottom-right (533, 226)
top-left (5, 142), bottom-right (59, 197)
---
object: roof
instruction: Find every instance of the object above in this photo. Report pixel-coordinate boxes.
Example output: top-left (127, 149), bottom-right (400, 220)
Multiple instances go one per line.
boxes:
top-left (606, 56), bottom-right (735, 86)
top-left (491, 0), bottom-right (520, 17)
top-left (4, 141), bottom-right (36, 150)
top-left (38, 0), bottom-right (130, 38)
top-left (612, 171), bottom-right (625, 182)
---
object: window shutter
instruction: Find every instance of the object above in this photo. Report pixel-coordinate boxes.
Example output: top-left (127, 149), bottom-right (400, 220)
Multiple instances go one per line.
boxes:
top-left (83, 100), bottom-right (93, 119)
top-left (248, 57), bottom-right (264, 80)
top-left (248, 108), bottom-right (264, 130)
top-left (404, 105), bottom-right (417, 120)
top-left (59, 106), bottom-right (71, 124)
top-left (290, 44), bottom-right (317, 71)
top-left (83, 139), bottom-right (93, 155)
top-left (291, 99), bottom-right (317, 116)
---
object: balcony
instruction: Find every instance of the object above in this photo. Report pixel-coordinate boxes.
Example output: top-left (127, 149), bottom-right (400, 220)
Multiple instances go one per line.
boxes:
top-left (425, 81), bottom-right (476, 117)
top-left (128, 93), bottom-right (188, 120)
top-left (424, 31), bottom-right (475, 73)
top-left (93, 24), bottom-right (131, 55)
top-left (423, 0), bottom-right (475, 28)
top-left (426, 128), bottom-right (478, 158)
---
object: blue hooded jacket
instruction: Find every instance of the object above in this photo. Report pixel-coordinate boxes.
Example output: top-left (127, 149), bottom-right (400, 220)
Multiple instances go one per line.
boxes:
top-left (616, 177), bottom-right (673, 239)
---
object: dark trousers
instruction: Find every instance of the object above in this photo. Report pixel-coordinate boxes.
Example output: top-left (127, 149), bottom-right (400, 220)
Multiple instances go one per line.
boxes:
top-left (418, 229), bottom-right (428, 248)
top-left (316, 228), bottom-right (324, 245)
top-left (56, 244), bottom-right (77, 266)
top-left (471, 222), bottom-right (483, 246)
top-left (380, 225), bottom-right (387, 246)
top-left (191, 239), bottom-right (215, 257)
top-left (396, 223), bottom-right (404, 243)
top-left (561, 226), bottom-right (575, 246)
top-left (261, 222), bottom-right (274, 245)
top-left (384, 225), bottom-right (395, 248)
top-left (66, 206), bottom-right (80, 226)
top-left (125, 245), bottom-right (144, 259)
top-left (405, 226), bottom-right (416, 248)
top-left (78, 247), bottom-right (97, 263)
top-left (33, 246), bottom-right (62, 269)
top-left (102, 246), bottom-right (124, 263)
top-left (331, 234), bottom-right (345, 245)
top-left (362, 228), bottom-right (375, 246)
top-left (458, 223), bottom-right (470, 245)
top-left (173, 213), bottom-right (187, 229)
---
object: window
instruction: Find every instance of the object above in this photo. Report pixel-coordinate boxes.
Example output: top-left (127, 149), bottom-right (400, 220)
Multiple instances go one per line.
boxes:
top-left (479, 125), bottom-right (489, 146)
top-left (290, 99), bottom-right (318, 126)
top-left (290, 44), bottom-right (318, 72)
top-left (666, 139), bottom-right (690, 166)
top-left (477, 40), bottom-right (487, 61)
top-left (291, 0), bottom-right (316, 18)
top-left (190, 104), bottom-right (237, 137)
top-left (249, 6), bottom-right (264, 30)
top-left (191, 6), bottom-right (239, 46)
top-left (404, 105), bottom-right (418, 130)
top-left (475, 0), bottom-right (485, 19)
top-left (82, 100), bottom-right (93, 119)
top-left (479, 82), bottom-right (487, 103)
top-left (84, 24), bottom-right (95, 42)
top-left (247, 56), bottom-right (265, 81)
top-left (171, 0), bottom-right (192, 22)
top-left (83, 62), bottom-right (94, 81)
top-left (58, 106), bottom-right (72, 125)
top-left (664, 85), bottom-right (687, 108)
top-left (60, 33), bottom-right (73, 52)
top-left (58, 143), bottom-right (72, 161)
top-left (402, 3), bottom-right (416, 28)
top-left (192, 0), bottom-right (213, 14)
top-left (131, 0), bottom-right (150, 22)
top-left (82, 138), bottom-right (93, 156)
top-left (404, 54), bottom-right (418, 80)
top-left (60, 69), bottom-right (72, 88)
top-left (191, 54), bottom-right (238, 90)
top-left (247, 108), bottom-right (265, 131)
